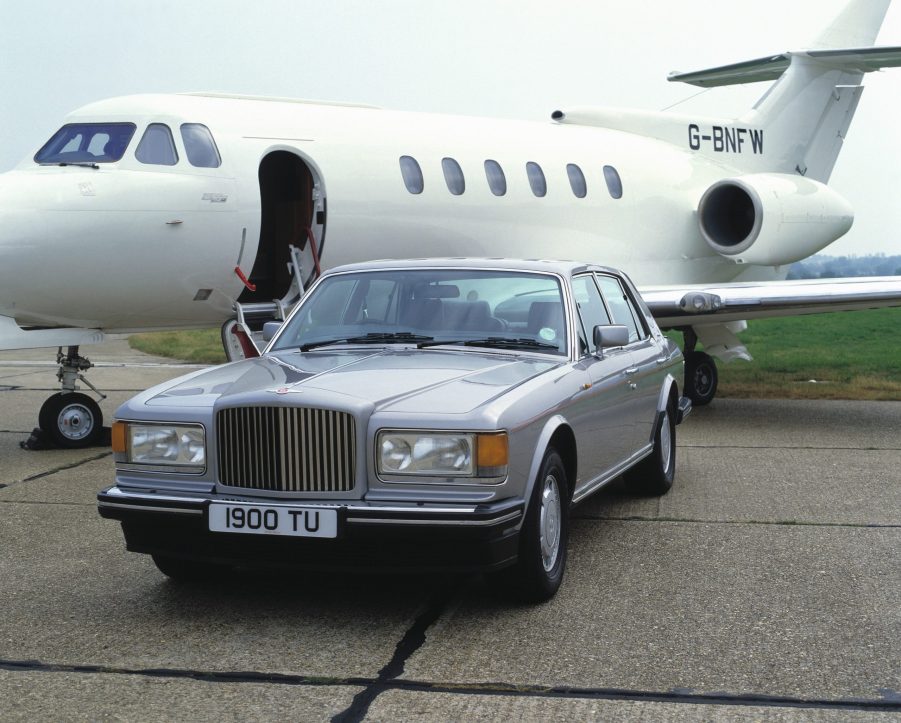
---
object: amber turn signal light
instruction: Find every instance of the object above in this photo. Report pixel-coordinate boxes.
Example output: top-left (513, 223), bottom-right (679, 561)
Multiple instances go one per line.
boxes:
top-left (111, 421), bottom-right (127, 453)
top-left (476, 432), bottom-right (508, 468)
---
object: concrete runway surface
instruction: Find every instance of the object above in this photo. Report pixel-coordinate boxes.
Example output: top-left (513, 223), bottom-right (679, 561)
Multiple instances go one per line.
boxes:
top-left (1, 339), bottom-right (899, 721)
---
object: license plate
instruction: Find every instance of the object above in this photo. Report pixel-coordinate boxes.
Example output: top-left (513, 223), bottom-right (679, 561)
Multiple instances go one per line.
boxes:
top-left (208, 503), bottom-right (338, 538)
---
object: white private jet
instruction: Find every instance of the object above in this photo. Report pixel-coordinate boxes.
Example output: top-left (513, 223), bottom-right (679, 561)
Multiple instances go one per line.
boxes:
top-left (2, 0), bottom-right (900, 448)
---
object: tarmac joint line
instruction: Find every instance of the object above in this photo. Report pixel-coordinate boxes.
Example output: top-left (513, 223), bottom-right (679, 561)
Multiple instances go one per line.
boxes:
top-left (573, 514), bottom-right (901, 529)
top-left (682, 444), bottom-right (901, 452)
top-left (0, 659), bottom-right (898, 714)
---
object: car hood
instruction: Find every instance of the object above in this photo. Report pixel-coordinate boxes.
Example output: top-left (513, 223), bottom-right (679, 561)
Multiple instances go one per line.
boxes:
top-left (145, 349), bottom-right (561, 415)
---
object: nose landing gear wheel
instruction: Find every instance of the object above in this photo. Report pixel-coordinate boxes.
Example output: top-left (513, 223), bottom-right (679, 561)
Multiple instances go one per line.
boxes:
top-left (38, 392), bottom-right (103, 449)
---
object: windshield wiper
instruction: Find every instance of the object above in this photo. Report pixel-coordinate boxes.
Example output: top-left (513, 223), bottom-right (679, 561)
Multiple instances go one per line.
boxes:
top-left (53, 162), bottom-right (100, 169)
top-left (418, 337), bottom-right (560, 351)
top-left (299, 332), bottom-right (434, 352)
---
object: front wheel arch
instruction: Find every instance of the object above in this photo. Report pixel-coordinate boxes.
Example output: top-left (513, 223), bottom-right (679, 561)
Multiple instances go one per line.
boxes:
top-left (522, 417), bottom-right (577, 515)
top-left (548, 426), bottom-right (576, 499)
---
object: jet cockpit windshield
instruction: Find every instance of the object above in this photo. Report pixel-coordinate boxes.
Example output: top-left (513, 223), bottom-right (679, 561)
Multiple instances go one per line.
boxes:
top-left (34, 122), bottom-right (136, 164)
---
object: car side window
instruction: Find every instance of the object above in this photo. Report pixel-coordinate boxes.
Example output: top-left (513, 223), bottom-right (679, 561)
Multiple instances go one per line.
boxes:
top-left (572, 274), bottom-right (611, 356)
top-left (595, 274), bottom-right (645, 343)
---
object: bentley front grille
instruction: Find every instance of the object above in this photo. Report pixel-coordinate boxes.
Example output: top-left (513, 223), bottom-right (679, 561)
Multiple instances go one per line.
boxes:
top-left (217, 406), bottom-right (356, 492)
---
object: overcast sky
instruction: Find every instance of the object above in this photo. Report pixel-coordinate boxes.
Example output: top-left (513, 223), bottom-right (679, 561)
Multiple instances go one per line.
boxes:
top-left (1, 0), bottom-right (898, 255)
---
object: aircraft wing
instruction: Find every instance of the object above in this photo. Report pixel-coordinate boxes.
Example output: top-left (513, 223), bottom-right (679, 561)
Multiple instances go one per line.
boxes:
top-left (640, 276), bottom-right (901, 329)
top-left (0, 315), bottom-right (105, 351)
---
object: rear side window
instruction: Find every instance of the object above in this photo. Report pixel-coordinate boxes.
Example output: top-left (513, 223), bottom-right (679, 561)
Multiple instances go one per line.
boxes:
top-left (442, 157), bottom-right (465, 195)
top-left (136, 124), bottom-right (178, 166)
top-left (484, 160), bottom-right (506, 196)
top-left (526, 162), bottom-right (546, 197)
top-left (399, 156), bottom-right (424, 194)
top-left (35, 123), bottom-right (136, 164)
top-left (596, 274), bottom-right (644, 343)
top-left (572, 274), bottom-right (611, 355)
top-left (180, 124), bottom-right (221, 168)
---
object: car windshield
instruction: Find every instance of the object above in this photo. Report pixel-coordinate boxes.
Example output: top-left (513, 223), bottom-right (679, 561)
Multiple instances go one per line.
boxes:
top-left (35, 122), bottom-right (137, 164)
top-left (272, 268), bottom-right (568, 356)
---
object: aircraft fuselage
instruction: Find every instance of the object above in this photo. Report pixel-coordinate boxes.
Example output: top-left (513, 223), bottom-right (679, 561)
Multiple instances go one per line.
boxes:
top-left (0, 93), bottom-right (774, 335)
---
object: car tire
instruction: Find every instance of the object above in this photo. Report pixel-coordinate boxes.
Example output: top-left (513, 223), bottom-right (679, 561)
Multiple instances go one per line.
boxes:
top-left (625, 399), bottom-right (676, 496)
top-left (505, 447), bottom-right (569, 603)
top-left (38, 392), bottom-right (103, 448)
top-left (151, 554), bottom-right (222, 581)
top-left (685, 351), bottom-right (718, 406)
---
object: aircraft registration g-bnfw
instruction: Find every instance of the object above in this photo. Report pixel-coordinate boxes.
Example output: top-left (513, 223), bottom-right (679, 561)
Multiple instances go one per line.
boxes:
top-left (1, 0), bottom-right (900, 448)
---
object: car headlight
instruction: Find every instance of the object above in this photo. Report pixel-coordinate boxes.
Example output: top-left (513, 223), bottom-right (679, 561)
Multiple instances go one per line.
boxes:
top-left (113, 421), bottom-right (206, 469)
top-left (377, 431), bottom-right (507, 480)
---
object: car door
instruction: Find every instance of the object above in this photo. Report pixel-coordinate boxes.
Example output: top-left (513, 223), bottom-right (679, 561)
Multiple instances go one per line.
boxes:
top-left (569, 274), bottom-right (636, 493)
top-left (595, 273), bottom-right (662, 451)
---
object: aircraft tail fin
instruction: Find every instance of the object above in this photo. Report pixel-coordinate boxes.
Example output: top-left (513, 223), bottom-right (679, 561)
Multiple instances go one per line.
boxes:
top-left (668, 0), bottom-right (898, 181)
top-left (811, 0), bottom-right (893, 49)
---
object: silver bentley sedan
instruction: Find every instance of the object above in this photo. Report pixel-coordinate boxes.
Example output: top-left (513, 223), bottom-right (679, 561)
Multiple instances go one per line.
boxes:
top-left (99, 258), bottom-right (690, 601)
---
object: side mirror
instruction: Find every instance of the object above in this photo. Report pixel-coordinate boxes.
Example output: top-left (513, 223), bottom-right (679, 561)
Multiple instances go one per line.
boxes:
top-left (593, 324), bottom-right (629, 352)
top-left (262, 321), bottom-right (283, 342)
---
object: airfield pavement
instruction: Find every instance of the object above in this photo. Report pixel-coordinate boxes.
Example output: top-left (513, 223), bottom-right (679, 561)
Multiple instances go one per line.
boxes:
top-left (0, 338), bottom-right (898, 722)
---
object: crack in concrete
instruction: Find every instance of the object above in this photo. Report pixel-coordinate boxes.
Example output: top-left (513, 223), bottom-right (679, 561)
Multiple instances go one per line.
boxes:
top-left (332, 585), bottom-right (457, 722)
top-left (2, 452), bottom-right (113, 488)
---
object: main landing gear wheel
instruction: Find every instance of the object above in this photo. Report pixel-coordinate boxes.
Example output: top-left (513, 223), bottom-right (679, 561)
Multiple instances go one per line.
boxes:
top-left (685, 351), bottom-right (718, 406)
top-left (38, 392), bottom-right (103, 449)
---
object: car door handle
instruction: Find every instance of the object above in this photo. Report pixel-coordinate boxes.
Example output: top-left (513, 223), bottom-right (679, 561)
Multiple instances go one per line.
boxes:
top-left (656, 357), bottom-right (667, 365)
top-left (625, 367), bottom-right (639, 375)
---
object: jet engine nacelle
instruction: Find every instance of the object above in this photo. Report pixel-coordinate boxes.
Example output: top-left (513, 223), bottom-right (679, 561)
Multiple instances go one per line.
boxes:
top-left (697, 173), bottom-right (854, 266)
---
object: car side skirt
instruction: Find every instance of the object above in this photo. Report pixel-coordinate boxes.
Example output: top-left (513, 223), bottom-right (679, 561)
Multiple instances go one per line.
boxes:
top-left (571, 442), bottom-right (655, 505)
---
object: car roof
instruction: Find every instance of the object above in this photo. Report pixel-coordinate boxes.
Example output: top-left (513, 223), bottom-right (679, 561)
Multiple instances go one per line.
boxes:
top-left (323, 257), bottom-right (622, 277)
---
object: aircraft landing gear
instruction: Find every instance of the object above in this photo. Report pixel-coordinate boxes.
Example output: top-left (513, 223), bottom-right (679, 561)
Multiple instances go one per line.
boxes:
top-left (682, 329), bottom-right (719, 406)
top-left (37, 346), bottom-right (106, 448)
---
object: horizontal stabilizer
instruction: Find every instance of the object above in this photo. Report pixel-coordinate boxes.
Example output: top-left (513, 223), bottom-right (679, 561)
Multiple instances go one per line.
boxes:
top-left (668, 46), bottom-right (901, 87)
top-left (640, 276), bottom-right (901, 329)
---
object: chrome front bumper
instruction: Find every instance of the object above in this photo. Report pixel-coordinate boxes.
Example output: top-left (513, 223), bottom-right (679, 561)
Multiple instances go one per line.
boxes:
top-left (98, 486), bottom-right (525, 573)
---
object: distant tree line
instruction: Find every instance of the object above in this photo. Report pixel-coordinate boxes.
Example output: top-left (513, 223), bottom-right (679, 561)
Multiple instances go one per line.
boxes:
top-left (787, 254), bottom-right (901, 279)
